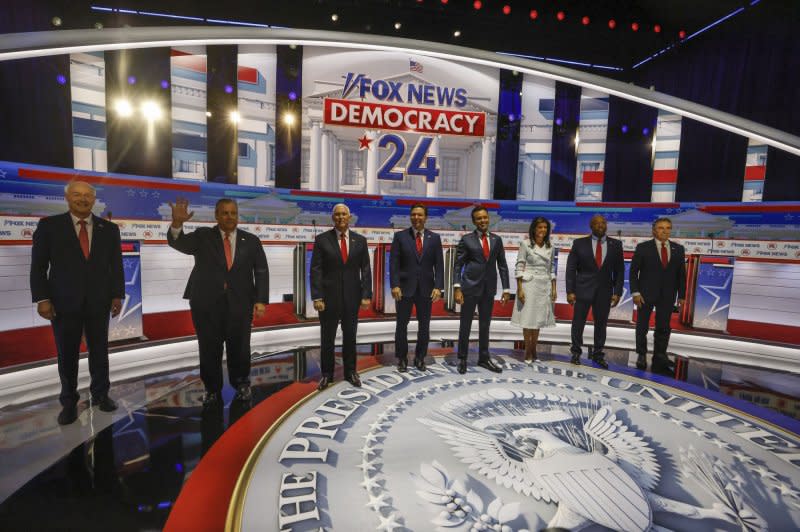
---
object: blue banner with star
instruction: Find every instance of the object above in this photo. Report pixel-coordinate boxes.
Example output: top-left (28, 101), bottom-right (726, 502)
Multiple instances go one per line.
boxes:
top-left (692, 258), bottom-right (734, 332)
top-left (109, 241), bottom-right (144, 342)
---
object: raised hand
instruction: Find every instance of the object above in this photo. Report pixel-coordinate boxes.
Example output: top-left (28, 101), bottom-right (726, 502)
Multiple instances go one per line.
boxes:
top-left (169, 197), bottom-right (194, 228)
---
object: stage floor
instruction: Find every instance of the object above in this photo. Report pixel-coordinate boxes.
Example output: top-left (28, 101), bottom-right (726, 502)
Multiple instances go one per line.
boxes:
top-left (1, 341), bottom-right (798, 531)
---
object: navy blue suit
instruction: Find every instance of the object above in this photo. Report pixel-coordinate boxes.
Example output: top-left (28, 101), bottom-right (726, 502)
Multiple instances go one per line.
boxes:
top-left (454, 231), bottom-right (510, 359)
top-left (565, 235), bottom-right (625, 356)
top-left (168, 226), bottom-right (269, 393)
top-left (630, 239), bottom-right (686, 359)
top-left (310, 229), bottom-right (373, 377)
top-left (390, 227), bottom-right (444, 361)
top-left (30, 213), bottom-right (124, 406)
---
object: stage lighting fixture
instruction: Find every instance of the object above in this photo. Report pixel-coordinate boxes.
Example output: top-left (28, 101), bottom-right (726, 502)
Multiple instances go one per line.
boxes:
top-left (331, 14), bottom-right (339, 22)
top-left (502, 5), bottom-right (511, 15)
top-left (115, 99), bottom-right (134, 117)
top-left (141, 101), bottom-right (162, 121)
top-left (529, 9), bottom-right (538, 20)
top-left (288, 91), bottom-right (297, 101)
top-left (51, 17), bottom-right (62, 27)
top-left (608, 19), bottom-right (617, 29)
top-left (283, 113), bottom-right (296, 126)
top-left (394, 22), bottom-right (402, 30)
top-left (94, 22), bottom-right (103, 30)
top-left (206, 111), bottom-right (212, 117)
top-left (582, 16), bottom-right (590, 25)
top-left (556, 11), bottom-right (565, 21)
top-left (631, 22), bottom-right (640, 31)
top-left (160, 80), bottom-right (169, 89)
top-left (289, 44), bottom-right (297, 50)
top-left (555, 117), bottom-right (563, 126)
top-left (224, 84), bottom-right (233, 94)
top-left (230, 111), bottom-right (241, 124)
top-left (643, 127), bottom-right (650, 136)
top-left (127, 76), bottom-right (137, 85)
top-left (56, 74), bottom-right (67, 85)
top-left (453, 30), bottom-right (461, 37)
top-left (679, 29), bottom-right (686, 39)
top-left (621, 125), bottom-right (629, 134)
top-left (654, 24), bottom-right (662, 33)
top-left (473, 1), bottom-right (482, 10)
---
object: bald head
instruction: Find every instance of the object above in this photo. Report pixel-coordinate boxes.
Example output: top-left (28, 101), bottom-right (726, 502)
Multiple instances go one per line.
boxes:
top-left (590, 214), bottom-right (607, 238)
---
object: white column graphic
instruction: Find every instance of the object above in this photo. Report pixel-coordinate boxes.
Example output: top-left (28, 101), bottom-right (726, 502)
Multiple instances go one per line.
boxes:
top-left (479, 136), bottom-right (495, 199)
top-left (309, 121), bottom-right (321, 191)
top-left (365, 130), bottom-right (379, 194)
top-left (426, 135), bottom-right (440, 198)
top-left (320, 130), bottom-right (330, 192)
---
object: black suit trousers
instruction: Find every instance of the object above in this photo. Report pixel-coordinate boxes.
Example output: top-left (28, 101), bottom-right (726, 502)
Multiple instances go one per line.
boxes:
top-left (636, 300), bottom-right (673, 357)
top-left (52, 303), bottom-right (111, 406)
top-left (190, 292), bottom-right (253, 393)
top-left (395, 286), bottom-right (433, 360)
top-left (570, 294), bottom-right (611, 356)
top-left (319, 306), bottom-right (359, 377)
top-left (457, 287), bottom-right (494, 360)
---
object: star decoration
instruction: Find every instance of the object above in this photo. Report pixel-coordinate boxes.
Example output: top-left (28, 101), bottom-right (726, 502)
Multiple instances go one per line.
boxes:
top-left (358, 134), bottom-right (373, 150)
top-left (365, 492), bottom-right (392, 512)
top-left (361, 445), bottom-right (377, 458)
top-left (360, 476), bottom-right (384, 491)
top-left (358, 458), bottom-right (379, 474)
top-left (376, 512), bottom-right (404, 532)
top-left (362, 432), bottom-right (381, 444)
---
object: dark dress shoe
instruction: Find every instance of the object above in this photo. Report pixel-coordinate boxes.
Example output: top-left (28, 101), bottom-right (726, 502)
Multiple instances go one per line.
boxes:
top-left (57, 404), bottom-right (78, 425)
top-left (589, 352), bottom-right (609, 369)
top-left (652, 355), bottom-right (675, 376)
top-left (234, 384), bottom-right (252, 402)
top-left (397, 358), bottom-right (408, 373)
top-left (317, 375), bottom-right (333, 391)
top-left (570, 353), bottom-right (581, 365)
top-left (345, 372), bottom-right (362, 387)
top-left (636, 354), bottom-right (647, 370)
top-left (477, 359), bottom-right (502, 373)
top-left (94, 395), bottom-right (118, 412)
top-left (202, 392), bottom-right (220, 406)
top-left (457, 359), bottom-right (467, 374)
top-left (414, 358), bottom-right (427, 371)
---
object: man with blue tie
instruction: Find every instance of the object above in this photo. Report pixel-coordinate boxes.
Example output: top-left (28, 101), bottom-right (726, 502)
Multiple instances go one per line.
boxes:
top-left (630, 217), bottom-right (686, 374)
top-left (390, 203), bottom-right (444, 372)
top-left (453, 206), bottom-right (510, 374)
top-left (30, 181), bottom-right (124, 425)
top-left (565, 214), bottom-right (625, 369)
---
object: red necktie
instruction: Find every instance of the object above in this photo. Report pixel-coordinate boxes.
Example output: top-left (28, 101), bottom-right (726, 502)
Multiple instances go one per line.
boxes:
top-left (416, 232), bottom-right (423, 255)
top-left (224, 233), bottom-right (233, 270)
top-left (482, 233), bottom-right (489, 259)
top-left (78, 220), bottom-right (90, 259)
top-left (595, 239), bottom-right (602, 268)
top-left (340, 233), bottom-right (348, 263)
top-left (661, 241), bottom-right (668, 268)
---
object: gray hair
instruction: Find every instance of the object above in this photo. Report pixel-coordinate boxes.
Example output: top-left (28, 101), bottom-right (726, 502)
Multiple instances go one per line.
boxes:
top-left (64, 180), bottom-right (96, 195)
top-left (332, 203), bottom-right (350, 215)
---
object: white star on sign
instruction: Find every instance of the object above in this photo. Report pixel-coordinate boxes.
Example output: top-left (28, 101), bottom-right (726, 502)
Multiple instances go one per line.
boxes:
top-left (698, 273), bottom-right (732, 316)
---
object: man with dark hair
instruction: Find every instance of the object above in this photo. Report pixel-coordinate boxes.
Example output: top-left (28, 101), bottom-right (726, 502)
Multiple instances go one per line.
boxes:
top-left (311, 203), bottom-right (373, 390)
top-left (390, 203), bottom-right (444, 372)
top-left (453, 206), bottom-right (510, 374)
top-left (31, 180), bottom-right (124, 424)
top-left (630, 217), bottom-right (686, 374)
top-left (168, 197), bottom-right (269, 405)
top-left (565, 214), bottom-right (625, 369)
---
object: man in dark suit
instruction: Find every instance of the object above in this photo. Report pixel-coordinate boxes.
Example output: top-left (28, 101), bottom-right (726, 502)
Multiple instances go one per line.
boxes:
top-left (168, 198), bottom-right (269, 406)
top-left (30, 180), bottom-right (124, 425)
top-left (565, 214), bottom-right (625, 369)
top-left (311, 203), bottom-right (372, 390)
top-left (453, 206), bottom-right (510, 374)
top-left (390, 203), bottom-right (444, 372)
top-left (630, 217), bottom-right (686, 373)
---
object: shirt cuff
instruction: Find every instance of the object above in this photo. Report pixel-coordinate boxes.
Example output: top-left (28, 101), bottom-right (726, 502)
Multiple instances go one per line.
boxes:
top-left (169, 226), bottom-right (182, 239)
top-left (453, 284), bottom-right (461, 288)
top-left (502, 289), bottom-right (510, 293)
top-left (632, 292), bottom-right (641, 297)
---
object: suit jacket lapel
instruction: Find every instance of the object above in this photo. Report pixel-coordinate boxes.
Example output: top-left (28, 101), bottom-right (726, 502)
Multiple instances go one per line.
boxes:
top-left (212, 227), bottom-right (227, 270)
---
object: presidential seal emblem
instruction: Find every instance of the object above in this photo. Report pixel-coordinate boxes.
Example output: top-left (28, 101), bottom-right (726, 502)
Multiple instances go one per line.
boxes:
top-left (231, 358), bottom-right (800, 531)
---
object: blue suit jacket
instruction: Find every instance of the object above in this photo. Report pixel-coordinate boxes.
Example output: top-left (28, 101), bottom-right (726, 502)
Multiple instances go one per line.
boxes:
top-left (30, 212), bottom-right (125, 313)
top-left (389, 228), bottom-right (444, 297)
top-left (454, 231), bottom-right (510, 297)
top-left (565, 235), bottom-right (625, 303)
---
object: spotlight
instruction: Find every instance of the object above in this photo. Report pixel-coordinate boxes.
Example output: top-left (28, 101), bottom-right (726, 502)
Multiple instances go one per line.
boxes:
top-left (631, 22), bottom-right (640, 31)
top-left (141, 101), bottom-right (162, 121)
top-left (224, 84), bottom-right (233, 94)
top-left (394, 22), bottom-right (402, 30)
top-left (160, 80), bottom-right (169, 89)
top-left (51, 16), bottom-right (62, 27)
top-left (289, 44), bottom-right (297, 50)
top-left (556, 11), bottom-right (565, 21)
top-left (654, 24), bottom-right (662, 33)
top-left (114, 99), bottom-right (134, 117)
top-left (206, 111), bottom-right (212, 117)
top-left (555, 117), bottom-right (563, 126)
top-left (529, 9), bottom-right (538, 20)
top-left (582, 16), bottom-right (590, 26)
top-left (331, 14), bottom-right (339, 22)
top-left (608, 19), bottom-right (617, 29)
top-left (127, 75), bottom-right (137, 85)
top-left (642, 127), bottom-right (650, 136)
top-left (93, 22), bottom-right (103, 30)
top-left (679, 29), bottom-right (686, 39)
top-left (507, 114), bottom-right (515, 122)
top-left (502, 5), bottom-right (511, 15)
top-left (621, 125), bottom-right (629, 134)
top-left (473, 0), bottom-right (482, 10)
top-left (283, 113), bottom-right (296, 126)
top-left (56, 74), bottom-right (67, 85)
top-left (230, 111), bottom-right (240, 124)
top-left (288, 91), bottom-right (298, 101)
top-left (453, 30), bottom-right (461, 37)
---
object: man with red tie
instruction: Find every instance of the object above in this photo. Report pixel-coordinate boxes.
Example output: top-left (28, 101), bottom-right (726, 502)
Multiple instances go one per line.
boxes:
top-left (168, 198), bottom-right (269, 406)
top-left (310, 204), bottom-right (372, 390)
top-left (453, 206), bottom-right (510, 374)
top-left (565, 214), bottom-right (625, 368)
top-left (30, 181), bottom-right (124, 425)
top-left (630, 217), bottom-right (686, 374)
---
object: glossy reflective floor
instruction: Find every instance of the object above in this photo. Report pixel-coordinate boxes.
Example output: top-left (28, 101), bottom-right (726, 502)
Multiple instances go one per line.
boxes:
top-left (0, 340), bottom-right (798, 531)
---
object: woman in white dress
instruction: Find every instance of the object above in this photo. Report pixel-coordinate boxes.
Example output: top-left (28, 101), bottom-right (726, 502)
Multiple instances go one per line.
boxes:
top-left (510, 217), bottom-right (556, 363)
